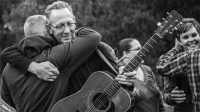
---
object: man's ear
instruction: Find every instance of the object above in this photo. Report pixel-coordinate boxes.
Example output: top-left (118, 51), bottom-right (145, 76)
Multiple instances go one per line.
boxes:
top-left (46, 24), bottom-right (53, 34)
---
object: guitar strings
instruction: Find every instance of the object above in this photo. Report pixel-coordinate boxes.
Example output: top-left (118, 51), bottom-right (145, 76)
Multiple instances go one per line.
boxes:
top-left (86, 81), bottom-right (120, 112)
top-left (84, 13), bottom-right (182, 111)
top-left (86, 39), bottom-right (144, 111)
top-left (86, 38), bottom-right (155, 111)
top-left (86, 70), bottom-right (133, 111)
top-left (123, 35), bottom-right (159, 72)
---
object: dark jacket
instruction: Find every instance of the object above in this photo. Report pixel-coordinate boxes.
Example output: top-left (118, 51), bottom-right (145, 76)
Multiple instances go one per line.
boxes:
top-left (128, 65), bottom-right (165, 112)
top-left (1, 27), bottom-right (118, 112)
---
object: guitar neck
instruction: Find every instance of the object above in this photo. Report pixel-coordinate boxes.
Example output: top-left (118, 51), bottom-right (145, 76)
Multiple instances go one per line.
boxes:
top-left (98, 10), bottom-right (183, 104)
top-left (105, 34), bottom-right (161, 96)
top-left (123, 33), bottom-right (161, 73)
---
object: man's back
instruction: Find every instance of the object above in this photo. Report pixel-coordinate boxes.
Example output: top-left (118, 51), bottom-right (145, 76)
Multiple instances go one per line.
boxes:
top-left (1, 27), bottom-right (105, 112)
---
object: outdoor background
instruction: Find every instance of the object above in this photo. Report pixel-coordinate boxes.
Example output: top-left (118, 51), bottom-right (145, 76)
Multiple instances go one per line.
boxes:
top-left (0, 0), bottom-right (200, 111)
top-left (0, 0), bottom-right (200, 103)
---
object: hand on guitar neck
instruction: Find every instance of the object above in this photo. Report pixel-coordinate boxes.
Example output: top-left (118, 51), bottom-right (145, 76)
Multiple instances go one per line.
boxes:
top-left (116, 66), bottom-right (137, 87)
top-left (50, 10), bottom-right (183, 112)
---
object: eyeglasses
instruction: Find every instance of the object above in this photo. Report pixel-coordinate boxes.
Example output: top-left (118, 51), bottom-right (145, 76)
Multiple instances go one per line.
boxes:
top-left (129, 47), bottom-right (141, 52)
top-left (48, 22), bottom-right (76, 30)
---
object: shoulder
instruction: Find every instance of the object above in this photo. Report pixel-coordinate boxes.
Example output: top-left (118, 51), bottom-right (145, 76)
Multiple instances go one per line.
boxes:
top-left (141, 64), bottom-right (152, 72)
top-left (141, 64), bottom-right (155, 78)
top-left (98, 42), bottom-right (114, 53)
top-left (19, 35), bottom-right (54, 50)
top-left (98, 42), bottom-right (117, 61)
top-left (22, 35), bottom-right (53, 43)
top-left (19, 35), bottom-right (45, 46)
top-left (75, 27), bottom-right (100, 36)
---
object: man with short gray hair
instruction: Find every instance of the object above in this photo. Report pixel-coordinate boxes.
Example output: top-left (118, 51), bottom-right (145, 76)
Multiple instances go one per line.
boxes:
top-left (24, 15), bottom-right (46, 37)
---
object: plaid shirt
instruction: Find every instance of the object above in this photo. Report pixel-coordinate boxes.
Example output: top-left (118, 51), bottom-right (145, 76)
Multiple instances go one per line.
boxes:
top-left (157, 45), bottom-right (200, 112)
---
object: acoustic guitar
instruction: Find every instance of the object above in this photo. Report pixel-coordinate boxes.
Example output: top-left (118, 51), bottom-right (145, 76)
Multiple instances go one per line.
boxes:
top-left (0, 97), bottom-right (16, 112)
top-left (50, 10), bottom-right (183, 112)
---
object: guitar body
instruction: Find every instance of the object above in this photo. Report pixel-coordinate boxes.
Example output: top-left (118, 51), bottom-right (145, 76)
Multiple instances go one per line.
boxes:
top-left (50, 10), bottom-right (183, 112)
top-left (50, 71), bottom-right (131, 112)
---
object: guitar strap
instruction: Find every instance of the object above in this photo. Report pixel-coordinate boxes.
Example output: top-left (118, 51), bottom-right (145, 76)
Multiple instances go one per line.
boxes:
top-left (96, 49), bottom-right (118, 75)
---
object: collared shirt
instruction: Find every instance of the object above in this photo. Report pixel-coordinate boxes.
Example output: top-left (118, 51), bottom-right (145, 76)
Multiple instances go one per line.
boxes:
top-left (157, 46), bottom-right (200, 112)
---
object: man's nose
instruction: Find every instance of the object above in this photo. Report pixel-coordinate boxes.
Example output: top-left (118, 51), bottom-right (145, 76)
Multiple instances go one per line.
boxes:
top-left (63, 26), bottom-right (70, 33)
top-left (188, 36), bottom-right (195, 42)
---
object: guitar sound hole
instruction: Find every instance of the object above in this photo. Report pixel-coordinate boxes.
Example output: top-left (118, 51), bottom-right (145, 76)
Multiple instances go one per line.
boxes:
top-left (92, 93), bottom-right (110, 110)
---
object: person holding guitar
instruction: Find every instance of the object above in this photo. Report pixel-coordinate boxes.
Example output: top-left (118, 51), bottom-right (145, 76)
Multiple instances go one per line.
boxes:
top-left (157, 18), bottom-right (200, 112)
top-left (1, 1), bottom-right (136, 112)
top-left (115, 38), bottom-right (165, 112)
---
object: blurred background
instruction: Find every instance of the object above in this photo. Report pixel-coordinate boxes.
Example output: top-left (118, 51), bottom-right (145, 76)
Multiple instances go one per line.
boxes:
top-left (1, 0), bottom-right (200, 111)
top-left (0, 0), bottom-right (200, 100)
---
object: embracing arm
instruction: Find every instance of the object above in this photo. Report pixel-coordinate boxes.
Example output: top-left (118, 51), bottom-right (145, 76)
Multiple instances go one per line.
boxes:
top-left (1, 45), bottom-right (32, 73)
top-left (33, 27), bottom-right (101, 69)
top-left (156, 44), bottom-right (188, 77)
top-left (1, 27), bottom-right (101, 80)
top-left (1, 27), bottom-right (100, 69)
top-left (1, 46), bottom-right (59, 81)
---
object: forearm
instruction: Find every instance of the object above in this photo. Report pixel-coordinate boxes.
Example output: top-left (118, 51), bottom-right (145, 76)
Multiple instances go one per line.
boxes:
top-left (1, 45), bottom-right (32, 73)
top-left (157, 44), bottom-right (183, 67)
top-left (156, 46), bottom-right (188, 77)
top-left (1, 27), bottom-right (101, 74)
top-left (36, 27), bottom-right (101, 69)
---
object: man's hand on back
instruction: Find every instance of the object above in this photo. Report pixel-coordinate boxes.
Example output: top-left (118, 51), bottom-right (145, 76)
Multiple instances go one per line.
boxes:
top-left (28, 61), bottom-right (59, 81)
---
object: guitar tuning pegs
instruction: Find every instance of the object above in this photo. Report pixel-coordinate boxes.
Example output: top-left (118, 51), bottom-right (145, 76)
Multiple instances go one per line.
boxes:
top-left (166, 12), bottom-right (172, 17)
top-left (171, 28), bottom-right (175, 32)
top-left (157, 22), bottom-right (162, 27)
top-left (174, 27), bottom-right (178, 30)
top-left (164, 30), bottom-right (168, 34)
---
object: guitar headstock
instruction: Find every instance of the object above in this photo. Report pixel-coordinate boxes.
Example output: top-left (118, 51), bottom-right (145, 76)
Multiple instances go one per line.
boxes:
top-left (156, 10), bottom-right (183, 37)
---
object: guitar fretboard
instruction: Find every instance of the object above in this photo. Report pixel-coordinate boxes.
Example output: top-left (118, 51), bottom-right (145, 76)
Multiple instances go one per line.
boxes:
top-left (102, 33), bottom-right (161, 98)
top-left (123, 33), bottom-right (161, 73)
top-left (97, 10), bottom-right (183, 104)
top-left (103, 80), bottom-right (121, 98)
